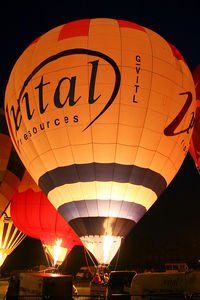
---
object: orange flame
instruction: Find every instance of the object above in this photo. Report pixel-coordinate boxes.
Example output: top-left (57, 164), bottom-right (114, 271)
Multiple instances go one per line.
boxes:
top-left (53, 239), bottom-right (62, 266)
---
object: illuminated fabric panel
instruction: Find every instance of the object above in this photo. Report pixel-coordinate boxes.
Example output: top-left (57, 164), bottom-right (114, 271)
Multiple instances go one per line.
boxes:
top-left (43, 243), bottom-right (69, 266)
top-left (11, 171), bottom-right (82, 254)
top-left (0, 205), bottom-right (26, 266)
top-left (5, 19), bottom-right (195, 264)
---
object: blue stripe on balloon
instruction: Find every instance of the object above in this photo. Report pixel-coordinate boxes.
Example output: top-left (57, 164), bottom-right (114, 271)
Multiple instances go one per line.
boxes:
top-left (38, 163), bottom-right (167, 197)
top-left (68, 216), bottom-right (136, 237)
top-left (58, 199), bottom-right (147, 223)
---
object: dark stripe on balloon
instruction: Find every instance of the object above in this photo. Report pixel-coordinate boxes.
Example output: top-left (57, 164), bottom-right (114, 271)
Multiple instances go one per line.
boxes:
top-left (58, 200), bottom-right (146, 223)
top-left (4, 224), bottom-right (16, 249)
top-left (0, 109), bottom-right (9, 135)
top-left (8, 230), bottom-right (22, 249)
top-left (68, 217), bottom-right (135, 238)
top-left (38, 163), bottom-right (167, 197)
top-left (0, 108), bottom-right (25, 180)
top-left (7, 147), bottom-right (25, 180)
top-left (2, 223), bottom-right (9, 247)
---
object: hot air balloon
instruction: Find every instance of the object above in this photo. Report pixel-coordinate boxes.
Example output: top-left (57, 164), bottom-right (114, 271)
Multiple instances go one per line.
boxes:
top-left (189, 64), bottom-right (200, 173)
top-left (0, 205), bottom-right (26, 267)
top-left (4, 18), bottom-right (195, 265)
top-left (0, 108), bottom-right (26, 266)
top-left (11, 171), bottom-right (82, 266)
top-left (0, 108), bottom-right (25, 217)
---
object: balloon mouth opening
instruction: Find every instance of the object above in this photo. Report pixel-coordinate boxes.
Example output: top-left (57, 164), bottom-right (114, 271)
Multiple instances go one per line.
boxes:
top-left (80, 235), bottom-right (121, 265)
top-left (0, 252), bottom-right (7, 267)
top-left (43, 239), bottom-right (68, 266)
top-left (0, 247), bottom-right (12, 267)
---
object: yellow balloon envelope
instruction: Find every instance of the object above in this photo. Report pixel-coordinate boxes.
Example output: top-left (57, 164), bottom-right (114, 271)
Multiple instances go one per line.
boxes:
top-left (4, 19), bottom-right (195, 264)
top-left (0, 205), bottom-right (26, 266)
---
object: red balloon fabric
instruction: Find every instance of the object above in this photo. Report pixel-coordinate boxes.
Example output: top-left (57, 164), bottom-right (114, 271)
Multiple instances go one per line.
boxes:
top-left (11, 171), bottom-right (82, 251)
top-left (189, 65), bottom-right (200, 172)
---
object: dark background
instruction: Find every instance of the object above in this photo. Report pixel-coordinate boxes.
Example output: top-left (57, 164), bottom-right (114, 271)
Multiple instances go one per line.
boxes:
top-left (1, 0), bottom-right (200, 274)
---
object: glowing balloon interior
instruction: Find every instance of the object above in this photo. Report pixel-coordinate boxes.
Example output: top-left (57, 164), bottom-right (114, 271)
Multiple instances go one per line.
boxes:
top-left (0, 205), bottom-right (26, 266)
top-left (43, 239), bottom-right (68, 267)
top-left (11, 171), bottom-right (82, 266)
top-left (5, 18), bottom-right (195, 264)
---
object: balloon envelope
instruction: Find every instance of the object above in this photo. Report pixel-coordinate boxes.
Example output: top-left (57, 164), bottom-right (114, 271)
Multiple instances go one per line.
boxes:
top-left (11, 171), bottom-right (82, 266)
top-left (5, 18), bottom-right (195, 264)
top-left (0, 204), bottom-right (26, 266)
top-left (0, 108), bottom-right (25, 217)
top-left (0, 108), bottom-right (25, 266)
top-left (189, 64), bottom-right (200, 172)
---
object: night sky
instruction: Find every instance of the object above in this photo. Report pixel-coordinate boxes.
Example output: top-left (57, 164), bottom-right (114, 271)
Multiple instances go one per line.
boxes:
top-left (1, 0), bottom-right (200, 273)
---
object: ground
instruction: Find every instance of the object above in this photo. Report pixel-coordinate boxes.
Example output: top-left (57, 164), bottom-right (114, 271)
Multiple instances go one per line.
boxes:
top-left (0, 278), bottom-right (92, 298)
top-left (0, 279), bottom-right (9, 299)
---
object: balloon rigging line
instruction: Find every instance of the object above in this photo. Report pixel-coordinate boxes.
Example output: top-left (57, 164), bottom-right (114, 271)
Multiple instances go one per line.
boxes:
top-left (84, 246), bottom-right (96, 275)
top-left (114, 241), bottom-right (121, 271)
top-left (43, 245), bottom-right (52, 268)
